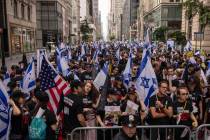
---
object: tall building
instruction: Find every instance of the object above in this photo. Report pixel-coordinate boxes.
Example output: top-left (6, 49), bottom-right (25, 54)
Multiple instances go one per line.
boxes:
top-left (108, 0), bottom-right (127, 40)
top-left (80, 0), bottom-right (96, 41)
top-left (181, 0), bottom-right (210, 50)
top-left (92, 0), bottom-right (102, 39)
top-left (122, 0), bottom-right (139, 40)
top-left (139, 0), bottom-right (182, 40)
top-left (36, 0), bottom-right (73, 48)
top-left (72, 0), bottom-right (80, 45)
top-left (2, 0), bottom-right (36, 56)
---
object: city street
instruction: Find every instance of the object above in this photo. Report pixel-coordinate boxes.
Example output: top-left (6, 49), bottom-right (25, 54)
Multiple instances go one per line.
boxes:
top-left (0, 0), bottom-right (210, 140)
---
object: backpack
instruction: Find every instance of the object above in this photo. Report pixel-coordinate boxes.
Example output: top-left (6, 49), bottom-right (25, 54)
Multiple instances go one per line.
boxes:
top-left (29, 111), bottom-right (47, 140)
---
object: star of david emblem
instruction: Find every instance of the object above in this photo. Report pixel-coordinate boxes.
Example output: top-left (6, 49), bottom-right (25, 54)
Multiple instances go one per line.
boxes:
top-left (140, 77), bottom-right (150, 88)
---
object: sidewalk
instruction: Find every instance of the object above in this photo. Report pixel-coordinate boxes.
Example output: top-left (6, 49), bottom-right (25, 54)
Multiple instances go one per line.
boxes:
top-left (0, 52), bottom-right (35, 69)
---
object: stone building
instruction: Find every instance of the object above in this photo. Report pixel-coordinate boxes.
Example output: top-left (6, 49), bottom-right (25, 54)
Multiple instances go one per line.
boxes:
top-left (181, 0), bottom-right (210, 51)
top-left (36, 0), bottom-right (73, 48)
top-left (5, 0), bottom-right (36, 55)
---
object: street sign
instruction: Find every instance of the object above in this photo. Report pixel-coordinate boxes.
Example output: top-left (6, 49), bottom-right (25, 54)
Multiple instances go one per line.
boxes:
top-left (194, 32), bottom-right (204, 41)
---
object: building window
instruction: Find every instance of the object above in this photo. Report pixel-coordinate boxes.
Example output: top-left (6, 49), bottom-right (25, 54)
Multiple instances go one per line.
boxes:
top-left (21, 4), bottom-right (25, 19)
top-left (170, 0), bottom-right (174, 2)
top-left (28, 6), bottom-right (31, 21)
top-left (14, 0), bottom-right (18, 17)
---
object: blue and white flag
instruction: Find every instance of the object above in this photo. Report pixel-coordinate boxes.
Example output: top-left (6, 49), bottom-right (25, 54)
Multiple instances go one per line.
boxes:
top-left (21, 58), bottom-right (36, 94)
top-left (56, 50), bottom-right (70, 77)
top-left (3, 71), bottom-right (10, 88)
top-left (123, 50), bottom-right (132, 89)
top-left (135, 49), bottom-right (158, 106)
top-left (206, 61), bottom-right (210, 78)
top-left (81, 44), bottom-right (86, 57)
top-left (0, 80), bottom-right (11, 140)
top-left (92, 49), bottom-right (99, 64)
top-left (65, 45), bottom-right (72, 60)
top-left (135, 28), bottom-right (157, 106)
top-left (184, 41), bottom-right (192, 52)
top-left (116, 47), bottom-right (121, 61)
top-left (93, 62), bottom-right (109, 91)
top-left (37, 49), bottom-right (47, 77)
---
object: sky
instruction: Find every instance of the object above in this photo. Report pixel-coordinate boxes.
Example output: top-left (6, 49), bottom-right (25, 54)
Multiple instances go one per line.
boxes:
top-left (99, 0), bottom-right (110, 40)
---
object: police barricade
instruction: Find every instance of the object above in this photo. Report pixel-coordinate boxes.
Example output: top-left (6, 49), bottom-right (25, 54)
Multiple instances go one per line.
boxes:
top-left (195, 124), bottom-right (210, 140)
top-left (67, 125), bottom-right (192, 140)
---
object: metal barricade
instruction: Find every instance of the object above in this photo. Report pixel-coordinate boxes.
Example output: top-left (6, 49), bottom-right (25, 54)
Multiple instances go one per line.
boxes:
top-left (67, 125), bottom-right (191, 140)
top-left (195, 124), bottom-right (210, 140)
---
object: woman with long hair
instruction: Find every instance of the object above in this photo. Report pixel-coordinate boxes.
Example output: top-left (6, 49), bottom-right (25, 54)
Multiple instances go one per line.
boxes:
top-left (82, 82), bottom-right (101, 140)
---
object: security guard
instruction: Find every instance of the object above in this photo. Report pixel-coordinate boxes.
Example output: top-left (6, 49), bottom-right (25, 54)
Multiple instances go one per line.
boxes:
top-left (114, 115), bottom-right (139, 140)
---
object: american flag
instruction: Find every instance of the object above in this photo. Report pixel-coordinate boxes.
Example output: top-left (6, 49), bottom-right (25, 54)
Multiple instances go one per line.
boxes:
top-left (39, 57), bottom-right (71, 114)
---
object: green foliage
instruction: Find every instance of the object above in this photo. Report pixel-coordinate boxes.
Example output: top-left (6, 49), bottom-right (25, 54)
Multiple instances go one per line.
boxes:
top-left (153, 27), bottom-right (168, 42)
top-left (198, 4), bottom-right (210, 32)
top-left (169, 31), bottom-right (187, 45)
top-left (183, 0), bottom-right (210, 32)
top-left (80, 19), bottom-right (93, 42)
top-left (183, 0), bottom-right (200, 20)
top-left (109, 34), bottom-right (116, 41)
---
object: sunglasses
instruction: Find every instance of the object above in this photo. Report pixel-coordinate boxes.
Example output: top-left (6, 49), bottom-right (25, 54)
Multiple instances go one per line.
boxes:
top-left (179, 93), bottom-right (188, 96)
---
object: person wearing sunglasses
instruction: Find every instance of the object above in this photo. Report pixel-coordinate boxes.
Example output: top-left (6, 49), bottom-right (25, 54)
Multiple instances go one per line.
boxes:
top-left (148, 80), bottom-right (173, 140)
top-left (173, 85), bottom-right (198, 140)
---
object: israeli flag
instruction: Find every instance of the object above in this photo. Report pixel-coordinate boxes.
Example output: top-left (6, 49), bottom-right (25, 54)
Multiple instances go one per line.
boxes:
top-left (3, 71), bottom-right (10, 88)
top-left (135, 28), bottom-right (157, 106)
top-left (135, 49), bottom-right (158, 106)
top-left (37, 49), bottom-right (47, 77)
top-left (206, 61), bottom-right (210, 77)
top-left (66, 45), bottom-right (72, 60)
top-left (123, 49), bottom-right (132, 89)
top-left (0, 80), bottom-right (11, 140)
top-left (93, 62), bottom-right (109, 91)
top-left (92, 49), bottom-right (99, 64)
top-left (21, 58), bottom-right (36, 93)
top-left (56, 49), bottom-right (70, 77)
top-left (184, 41), bottom-right (192, 52)
top-left (81, 44), bottom-right (86, 57)
top-left (116, 47), bottom-right (121, 60)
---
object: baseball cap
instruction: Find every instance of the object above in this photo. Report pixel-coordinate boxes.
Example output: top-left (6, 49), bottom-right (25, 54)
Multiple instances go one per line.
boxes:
top-left (120, 115), bottom-right (137, 128)
top-left (108, 88), bottom-right (119, 95)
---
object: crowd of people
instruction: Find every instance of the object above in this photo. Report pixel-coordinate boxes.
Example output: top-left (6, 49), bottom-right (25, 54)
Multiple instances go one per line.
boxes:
top-left (1, 40), bottom-right (210, 140)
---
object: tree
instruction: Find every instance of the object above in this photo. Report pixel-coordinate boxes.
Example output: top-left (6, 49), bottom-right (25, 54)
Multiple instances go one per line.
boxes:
top-left (198, 3), bottom-right (210, 32)
top-left (80, 19), bottom-right (93, 42)
top-left (109, 34), bottom-right (116, 41)
top-left (183, 0), bottom-right (200, 39)
top-left (153, 27), bottom-right (168, 42)
top-left (183, 0), bottom-right (210, 37)
top-left (169, 31), bottom-right (187, 46)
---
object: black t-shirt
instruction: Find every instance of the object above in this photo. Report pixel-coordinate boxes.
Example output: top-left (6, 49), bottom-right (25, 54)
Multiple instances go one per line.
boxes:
top-left (173, 100), bottom-right (193, 126)
top-left (11, 112), bottom-right (22, 136)
top-left (83, 94), bottom-right (95, 120)
top-left (189, 92), bottom-right (202, 115)
top-left (58, 93), bottom-right (83, 133)
top-left (43, 109), bottom-right (57, 140)
top-left (205, 98), bottom-right (210, 123)
top-left (10, 105), bottom-right (30, 137)
top-left (149, 94), bottom-right (173, 125)
top-left (96, 100), bottom-right (121, 126)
